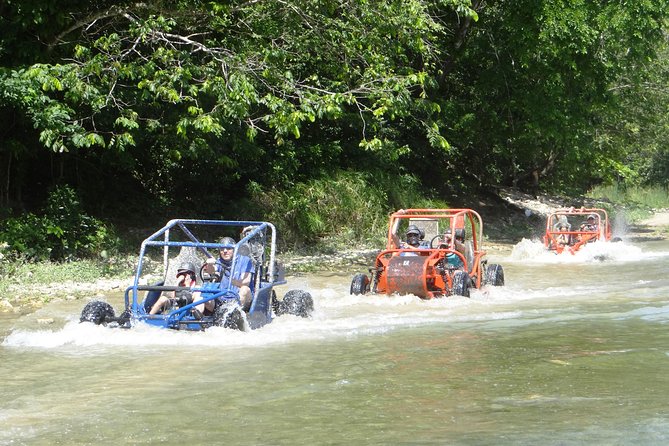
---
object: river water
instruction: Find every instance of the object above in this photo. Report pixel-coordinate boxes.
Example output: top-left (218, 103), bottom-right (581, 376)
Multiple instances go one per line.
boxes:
top-left (2, 237), bottom-right (669, 445)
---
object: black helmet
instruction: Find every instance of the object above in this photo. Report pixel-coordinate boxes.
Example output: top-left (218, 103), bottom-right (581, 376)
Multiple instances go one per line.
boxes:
top-left (405, 224), bottom-right (422, 247)
top-left (406, 224), bottom-right (421, 236)
top-left (177, 262), bottom-right (196, 275)
top-left (218, 236), bottom-right (236, 246)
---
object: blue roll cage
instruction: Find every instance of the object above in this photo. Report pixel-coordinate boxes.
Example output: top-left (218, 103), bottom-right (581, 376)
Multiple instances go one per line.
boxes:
top-left (123, 219), bottom-right (285, 330)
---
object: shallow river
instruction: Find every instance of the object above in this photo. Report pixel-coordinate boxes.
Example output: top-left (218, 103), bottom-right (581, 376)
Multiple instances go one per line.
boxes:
top-left (2, 237), bottom-right (669, 445)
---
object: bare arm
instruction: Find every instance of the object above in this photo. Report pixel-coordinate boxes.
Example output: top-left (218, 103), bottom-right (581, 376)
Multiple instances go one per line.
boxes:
top-left (205, 258), bottom-right (217, 275)
top-left (390, 209), bottom-right (406, 248)
top-left (233, 271), bottom-right (252, 288)
top-left (391, 233), bottom-right (402, 249)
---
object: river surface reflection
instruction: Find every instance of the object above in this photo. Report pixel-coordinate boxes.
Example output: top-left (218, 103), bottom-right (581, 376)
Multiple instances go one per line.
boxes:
top-left (2, 238), bottom-right (669, 445)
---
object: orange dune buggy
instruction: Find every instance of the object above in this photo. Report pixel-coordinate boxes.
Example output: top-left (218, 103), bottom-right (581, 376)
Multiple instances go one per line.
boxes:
top-left (350, 209), bottom-right (504, 299)
top-left (543, 207), bottom-right (619, 254)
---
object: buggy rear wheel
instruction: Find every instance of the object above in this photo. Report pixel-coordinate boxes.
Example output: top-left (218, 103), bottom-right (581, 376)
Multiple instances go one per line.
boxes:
top-left (80, 301), bottom-right (115, 325)
top-left (484, 264), bottom-right (505, 286)
top-left (213, 301), bottom-right (245, 331)
top-left (274, 289), bottom-right (314, 318)
top-left (452, 271), bottom-right (471, 297)
top-left (350, 273), bottom-right (370, 295)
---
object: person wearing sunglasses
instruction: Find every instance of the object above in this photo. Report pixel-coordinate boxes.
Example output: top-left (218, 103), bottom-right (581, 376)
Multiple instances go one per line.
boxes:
top-left (201, 236), bottom-right (255, 314)
top-left (148, 262), bottom-right (201, 315)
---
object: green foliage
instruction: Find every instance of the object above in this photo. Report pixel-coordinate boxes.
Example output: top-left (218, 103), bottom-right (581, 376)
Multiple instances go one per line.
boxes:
top-left (2, 0), bottom-right (480, 213)
top-left (0, 185), bottom-right (119, 261)
top-left (430, 0), bottom-right (669, 193)
top-left (585, 183), bottom-right (669, 226)
top-left (1, 0), bottom-right (669, 234)
top-left (252, 171), bottom-right (385, 249)
top-left (600, 38), bottom-right (669, 189)
top-left (0, 214), bottom-right (50, 260)
top-left (249, 170), bottom-right (445, 251)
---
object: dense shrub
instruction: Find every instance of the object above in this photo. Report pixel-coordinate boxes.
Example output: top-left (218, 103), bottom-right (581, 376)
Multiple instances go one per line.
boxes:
top-left (250, 170), bottom-right (450, 251)
top-left (0, 185), bottom-right (119, 261)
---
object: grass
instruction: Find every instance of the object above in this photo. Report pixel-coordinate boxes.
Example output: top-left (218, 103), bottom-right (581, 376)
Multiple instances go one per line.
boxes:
top-left (0, 254), bottom-right (136, 305)
top-left (251, 170), bottom-right (452, 253)
top-left (2, 181), bottom-right (667, 309)
top-left (588, 184), bottom-right (669, 223)
top-left (589, 184), bottom-right (669, 209)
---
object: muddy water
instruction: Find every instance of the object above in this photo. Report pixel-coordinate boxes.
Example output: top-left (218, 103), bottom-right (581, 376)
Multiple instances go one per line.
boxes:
top-left (2, 238), bottom-right (669, 445)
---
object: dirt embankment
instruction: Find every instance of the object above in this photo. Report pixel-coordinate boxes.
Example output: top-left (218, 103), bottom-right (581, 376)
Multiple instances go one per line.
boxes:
top-left (638, 211), bottom-right (669, 227)
top-left (471, 188), bottom-right (668, 244)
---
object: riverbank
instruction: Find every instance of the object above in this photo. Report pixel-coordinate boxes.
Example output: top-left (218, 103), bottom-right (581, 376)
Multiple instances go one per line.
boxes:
top-left (2, 192), bottom-right (667, 313)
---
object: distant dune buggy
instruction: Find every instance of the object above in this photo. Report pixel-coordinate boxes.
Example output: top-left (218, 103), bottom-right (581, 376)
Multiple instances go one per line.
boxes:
top-left (544, 207), bottom-right (620, 255)
top-left (80, 219), bottom-right (313, 331)
top-left (350, 209), bottom-right (504, 299)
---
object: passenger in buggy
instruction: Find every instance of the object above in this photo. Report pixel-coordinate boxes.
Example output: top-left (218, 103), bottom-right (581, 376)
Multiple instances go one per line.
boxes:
top-left (148, 262), bottom-right (201, 315)
top-left (439, 228), bottom-right (466, 255)
top-left (553, 215), bottom-right (571, 232)
top-left (555, 223), bottom-right (572, 247)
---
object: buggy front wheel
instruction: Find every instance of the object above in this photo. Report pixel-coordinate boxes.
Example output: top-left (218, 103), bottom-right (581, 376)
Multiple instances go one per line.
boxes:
top-left (350, 273), bottom-right (370, 295)
top-left (484, 264), bottom-right (505, 286)
top-left (452, 271), bottom-right (471, 297)
top-left (213, 301), bottom-right (245, 331)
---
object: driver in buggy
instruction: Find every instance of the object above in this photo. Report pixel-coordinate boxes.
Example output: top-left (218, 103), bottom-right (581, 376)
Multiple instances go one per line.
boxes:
top-left (148, 262), bottom-right (202, 315)
top-left (402, 225), bottom-right (427, 248)
top-left (580, 214), bottom-right (598, 232)
top-left (200, 236), bottom-right (255, 313)
top-left (395, 224), bottom-right (431, 256)
top-left (577, 214), bottom-right (599, 243)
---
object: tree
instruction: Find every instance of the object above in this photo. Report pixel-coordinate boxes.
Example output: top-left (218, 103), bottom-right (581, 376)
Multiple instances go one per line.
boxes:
top-left (421, 0), bottom-right (669, 193)
top-left (0, 0), bottom-right (476, 212)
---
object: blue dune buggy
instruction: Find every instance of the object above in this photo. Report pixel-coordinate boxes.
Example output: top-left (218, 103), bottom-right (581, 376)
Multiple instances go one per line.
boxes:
top-left (79, 219), bottom-right (313, 331)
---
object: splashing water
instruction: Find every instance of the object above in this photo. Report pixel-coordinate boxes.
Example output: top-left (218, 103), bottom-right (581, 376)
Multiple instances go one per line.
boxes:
top-left (3, 236), bottom-right (667, 352)
top-left (509, 238), bottom-right (644, 263)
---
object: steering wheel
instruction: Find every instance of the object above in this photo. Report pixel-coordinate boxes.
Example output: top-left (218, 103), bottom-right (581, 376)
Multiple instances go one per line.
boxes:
top-left (199, 262), bottom-right (218, 283)
top-left (430, 235), bottom-right (449, 249)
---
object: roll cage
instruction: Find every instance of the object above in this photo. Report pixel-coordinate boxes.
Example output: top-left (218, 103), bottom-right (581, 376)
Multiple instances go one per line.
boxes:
top-left (379, 208), bottom-right (487, 296)
top-left (543, 207), bottom-right (612, 254)
top-left (125, 219), bottom-right (285, 330)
